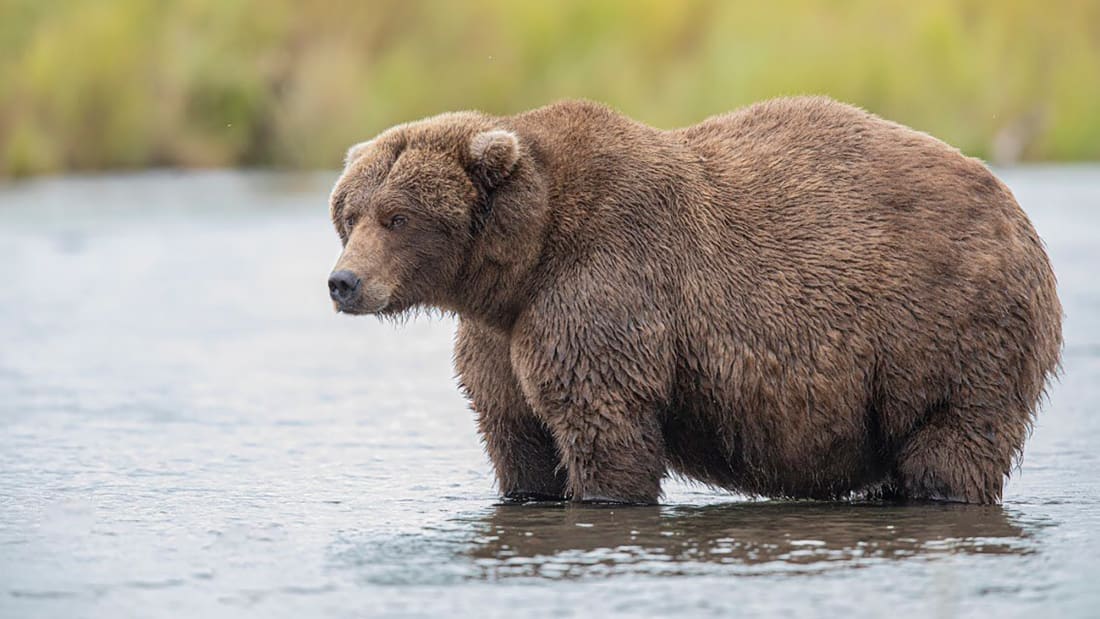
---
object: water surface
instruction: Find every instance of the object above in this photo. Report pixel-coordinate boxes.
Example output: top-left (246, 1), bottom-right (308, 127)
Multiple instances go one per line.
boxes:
top-left (1, 168), bottom-right (1098, 617)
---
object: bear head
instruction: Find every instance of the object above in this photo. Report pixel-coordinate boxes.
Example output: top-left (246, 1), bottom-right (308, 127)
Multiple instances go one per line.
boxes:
top-left (327, 112), bottom-right (548, 320)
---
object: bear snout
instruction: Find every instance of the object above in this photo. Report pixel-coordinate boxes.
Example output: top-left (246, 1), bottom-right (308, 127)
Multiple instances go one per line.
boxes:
top-left (328, 269), bottom-right (393, 314)
top-left (328, 269), bottom-right (362, 309)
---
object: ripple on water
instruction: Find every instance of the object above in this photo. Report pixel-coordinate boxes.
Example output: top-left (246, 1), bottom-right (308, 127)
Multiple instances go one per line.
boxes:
top-left (1, 170), bottom-right (1098, 618)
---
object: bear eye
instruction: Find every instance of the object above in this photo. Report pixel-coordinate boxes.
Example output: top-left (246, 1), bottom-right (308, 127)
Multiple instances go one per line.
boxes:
top-left (343, 214), bottom-right (358, 233)
top-left (387, 214), bottom-right (408, 230)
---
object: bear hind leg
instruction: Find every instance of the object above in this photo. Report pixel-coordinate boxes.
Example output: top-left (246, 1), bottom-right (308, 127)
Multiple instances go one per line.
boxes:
top-left (893, 401), bottom-right (1027, 504)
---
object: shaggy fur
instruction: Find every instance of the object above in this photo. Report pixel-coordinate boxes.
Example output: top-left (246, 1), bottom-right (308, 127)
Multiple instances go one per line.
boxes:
top-left (328, 97), bottom-right (1062, 504)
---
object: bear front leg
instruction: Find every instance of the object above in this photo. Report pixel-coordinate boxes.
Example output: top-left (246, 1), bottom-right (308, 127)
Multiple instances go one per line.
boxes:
top-left (478, 409), bottom-right (567, 501)
top-left (455, 319), bottom-right (567, 501)
top-left (511, 292), bottom-right (672, 504)
top-left (542, 396), bottom-right (667, 504)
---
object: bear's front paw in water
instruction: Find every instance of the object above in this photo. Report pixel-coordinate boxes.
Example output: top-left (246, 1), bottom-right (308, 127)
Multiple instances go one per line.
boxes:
top-left (502, 491), bottom-right (566, 503)
top-left (576, 494), bottom-right (656, 506)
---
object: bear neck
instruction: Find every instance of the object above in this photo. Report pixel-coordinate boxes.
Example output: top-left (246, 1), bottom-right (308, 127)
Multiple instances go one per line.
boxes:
top-left (448, 154), bottom-right (550, 330)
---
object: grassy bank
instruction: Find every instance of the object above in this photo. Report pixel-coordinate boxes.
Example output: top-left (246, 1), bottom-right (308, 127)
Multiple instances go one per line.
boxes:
top-left (1, 0), bottom-right (1098, 177)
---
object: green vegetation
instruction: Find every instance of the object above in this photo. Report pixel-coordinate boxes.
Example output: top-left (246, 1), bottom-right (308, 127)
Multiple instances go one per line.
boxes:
top-left (1, 0), bottom-right (1098, 177)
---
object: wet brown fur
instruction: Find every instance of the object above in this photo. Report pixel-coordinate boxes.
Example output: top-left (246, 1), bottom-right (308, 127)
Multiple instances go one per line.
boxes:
top-left (328, 97), bottom-right (1062, 504)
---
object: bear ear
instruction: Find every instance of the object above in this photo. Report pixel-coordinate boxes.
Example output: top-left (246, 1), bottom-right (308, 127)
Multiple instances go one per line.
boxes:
top-left (468, 129), bottom-right (520, 188)
top-left (344, 139), bottom-right (376, 166)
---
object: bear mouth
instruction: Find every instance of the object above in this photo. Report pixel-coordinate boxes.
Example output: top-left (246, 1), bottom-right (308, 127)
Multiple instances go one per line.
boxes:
top-left (335, 297), bottom-right (412, 316)
top-left (334, 298), bottom-right (386, 315)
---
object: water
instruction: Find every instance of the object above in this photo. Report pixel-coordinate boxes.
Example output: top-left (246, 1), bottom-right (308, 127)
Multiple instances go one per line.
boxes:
top-left (1, 168), bottom-right (1098, 618)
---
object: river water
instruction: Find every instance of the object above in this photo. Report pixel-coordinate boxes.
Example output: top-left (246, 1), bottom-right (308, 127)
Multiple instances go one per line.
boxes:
top-left (1, 168), bottom-right (1097, 618)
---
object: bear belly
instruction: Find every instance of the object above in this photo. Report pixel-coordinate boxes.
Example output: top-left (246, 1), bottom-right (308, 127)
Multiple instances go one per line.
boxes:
top-left (661, 386), bottom-right (892, 499)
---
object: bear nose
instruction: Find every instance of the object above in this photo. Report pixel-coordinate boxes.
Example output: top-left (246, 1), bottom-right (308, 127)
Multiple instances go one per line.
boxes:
top-left (328, 270), bottom-right (361, 305)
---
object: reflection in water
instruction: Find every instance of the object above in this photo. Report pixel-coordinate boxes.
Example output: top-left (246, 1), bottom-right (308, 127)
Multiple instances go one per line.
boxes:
top-left (331, 502), bottom-right (1037, 585)
top-left (458, 502), bottom-right (1034, 579)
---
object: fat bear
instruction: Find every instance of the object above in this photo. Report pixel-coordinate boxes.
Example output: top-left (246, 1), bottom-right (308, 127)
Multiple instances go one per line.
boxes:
top-left (326, 97), bottom-right (1061, 504)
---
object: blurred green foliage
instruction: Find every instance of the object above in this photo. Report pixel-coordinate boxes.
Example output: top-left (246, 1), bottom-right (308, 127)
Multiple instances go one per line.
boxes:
top-left (1, 0), bottom-right (1098, 177)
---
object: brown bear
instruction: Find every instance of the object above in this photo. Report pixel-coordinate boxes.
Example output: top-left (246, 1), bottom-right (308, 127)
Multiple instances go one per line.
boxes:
top-left (326, 97), bottom-right (1062, 505)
